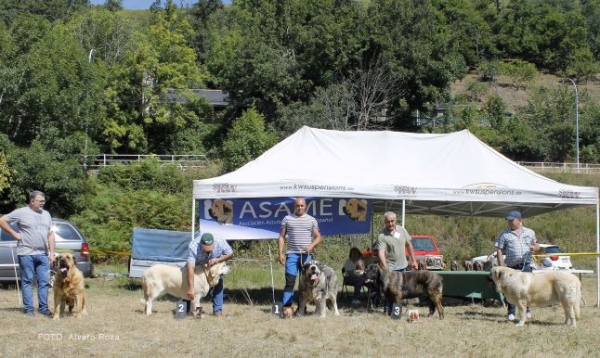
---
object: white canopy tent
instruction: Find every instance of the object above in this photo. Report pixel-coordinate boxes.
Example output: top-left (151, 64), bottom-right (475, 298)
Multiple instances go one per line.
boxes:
top-left (192, 126), bottom-right (600, 305)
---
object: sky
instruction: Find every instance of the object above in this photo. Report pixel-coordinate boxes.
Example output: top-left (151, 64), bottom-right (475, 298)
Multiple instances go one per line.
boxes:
top-left (89, 1), bottom-right (231, 10)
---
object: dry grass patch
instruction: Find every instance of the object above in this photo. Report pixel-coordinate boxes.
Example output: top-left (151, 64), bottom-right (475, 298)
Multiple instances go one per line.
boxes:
top-left (1, 273), bottom-right (599, 358)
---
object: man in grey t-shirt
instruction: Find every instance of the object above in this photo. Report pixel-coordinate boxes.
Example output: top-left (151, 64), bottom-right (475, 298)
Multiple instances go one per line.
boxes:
top-left (0, 191), bottom-right (56, 317)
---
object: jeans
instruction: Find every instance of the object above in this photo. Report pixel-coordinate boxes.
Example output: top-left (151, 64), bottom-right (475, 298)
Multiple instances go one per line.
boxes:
top-left (18, 254), bottom-right (51, 313)
top-left (210, 277), bottom-right (224, 314)
top-left (282, 253), bottom-right (313, 306)
top-left (506, 264), bottom-right (532, 315)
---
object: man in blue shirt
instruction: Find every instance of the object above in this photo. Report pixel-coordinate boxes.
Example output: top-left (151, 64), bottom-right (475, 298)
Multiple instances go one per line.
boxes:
top-left (187, 232), bottom-right (234, 317)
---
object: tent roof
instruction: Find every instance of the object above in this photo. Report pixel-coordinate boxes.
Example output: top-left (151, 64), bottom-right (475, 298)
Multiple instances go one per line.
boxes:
top-left (193, 126), bottom-right (598, 217)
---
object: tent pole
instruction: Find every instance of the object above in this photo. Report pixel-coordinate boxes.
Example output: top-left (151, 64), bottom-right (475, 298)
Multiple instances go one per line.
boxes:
top-left (191, 198), bottom-right (197, 240)
top-left (401, 200), bottom-right (406, 227)
top-left (596, 204), bottom-right (600, 307)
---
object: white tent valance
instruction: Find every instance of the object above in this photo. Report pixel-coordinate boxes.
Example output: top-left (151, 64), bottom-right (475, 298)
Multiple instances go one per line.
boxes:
top-left (193, 127), bottom-right (597, 218)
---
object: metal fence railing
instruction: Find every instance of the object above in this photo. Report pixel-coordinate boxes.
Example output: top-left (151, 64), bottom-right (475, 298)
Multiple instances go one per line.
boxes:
top-left (517, 161), bottom-right (600, 173)
top-left (90, 154), bottom-right (206, 169)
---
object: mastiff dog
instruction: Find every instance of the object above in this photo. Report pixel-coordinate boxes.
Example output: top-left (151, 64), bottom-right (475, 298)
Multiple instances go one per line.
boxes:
top-left (141, 262), bottom-right (230, 317)
top-left (363, 263), bottom-right (444, 319)
top-left (490, 266), bottom-right (581, 327)
top-left (53, 253), bottom-right (88, 320)
top-left (298, 260), bottom-right (340, 318)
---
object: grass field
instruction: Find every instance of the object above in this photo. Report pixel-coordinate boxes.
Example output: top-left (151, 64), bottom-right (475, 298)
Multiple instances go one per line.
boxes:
top-left (1, 264), bottom-right (600, 358)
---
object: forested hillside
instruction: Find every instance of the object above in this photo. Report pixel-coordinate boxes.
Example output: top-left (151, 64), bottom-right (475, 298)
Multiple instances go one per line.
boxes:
top-left (1, 0), bottom-right (600, 263)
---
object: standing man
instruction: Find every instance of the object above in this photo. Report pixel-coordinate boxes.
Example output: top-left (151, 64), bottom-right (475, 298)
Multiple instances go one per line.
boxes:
top-left (0, 191), bottom-right (56, 317)
top-left (278, 197), bottom-right (322, 307)
top-left (187, 232), bottom-right (234, 317)
top-left (495, 210), bottom-right (539, 321)
top-left (376, 211), bottom-right (418, 272)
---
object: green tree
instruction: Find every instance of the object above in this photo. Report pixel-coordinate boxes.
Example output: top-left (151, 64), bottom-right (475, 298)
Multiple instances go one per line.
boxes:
top-left (484, 94), bottom-right (507, 130)
top-left (101, 4), bottom-right (209, 154)
top-left (365, 0), bottom-right (467, 127)
top-left (222, 108), bottom-right (277, 173)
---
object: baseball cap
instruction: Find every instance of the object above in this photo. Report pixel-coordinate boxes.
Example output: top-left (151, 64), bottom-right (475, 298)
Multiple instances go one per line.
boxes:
top-left (200, 233), bottom-right (214, 246)
top-left (505, 210), bottom-right (522, 221)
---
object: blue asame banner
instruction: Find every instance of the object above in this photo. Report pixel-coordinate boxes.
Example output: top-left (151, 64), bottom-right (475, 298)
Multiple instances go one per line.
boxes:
top-left (199, 197), bottom-right (371, 235)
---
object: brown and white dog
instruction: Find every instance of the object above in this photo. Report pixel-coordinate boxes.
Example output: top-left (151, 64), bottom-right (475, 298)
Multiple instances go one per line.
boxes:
top-left (298, 260), bottom-right (340, 318)
top-left (53, 253), bottom-right (87, 320)
top-left (141, 262), bottom-right (230, 317)
top-left (490, 266), bottom-right (581, 327)
top-left (363, 263), bottom-right (444, 319)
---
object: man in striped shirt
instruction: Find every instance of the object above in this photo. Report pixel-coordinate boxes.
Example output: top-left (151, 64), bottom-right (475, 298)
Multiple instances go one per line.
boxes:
top-left (278, 197), bottom-right (322, 307)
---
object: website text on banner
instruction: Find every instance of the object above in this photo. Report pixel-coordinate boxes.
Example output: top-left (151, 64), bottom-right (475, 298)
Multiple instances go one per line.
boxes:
top-left (200, 197), bottom-right (371, 235)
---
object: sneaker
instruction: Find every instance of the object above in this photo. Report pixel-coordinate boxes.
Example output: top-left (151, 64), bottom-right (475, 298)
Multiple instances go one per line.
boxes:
top-left (351, 299), bottom-right (361, 305)
top-left (526, 311), bottom-right (532, 319)
top-left (507, 314), bottom-right (516, 321)
top-left (214, 312), bottom-right (223, 318)
top-left (25, 311), bottom-right (35, 317)
top-left (39, 309), bottom-right (53, 317)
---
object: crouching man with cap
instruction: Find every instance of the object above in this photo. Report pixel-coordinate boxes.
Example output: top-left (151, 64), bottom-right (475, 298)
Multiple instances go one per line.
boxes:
top-left (187, 232), bottom-right (234, 317)
top-left (495, 210), bottom-right (539, 321)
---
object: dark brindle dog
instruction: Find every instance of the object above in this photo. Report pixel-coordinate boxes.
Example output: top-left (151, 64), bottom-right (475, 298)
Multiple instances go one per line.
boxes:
top-left (363, 263), bottom-right (444, 319)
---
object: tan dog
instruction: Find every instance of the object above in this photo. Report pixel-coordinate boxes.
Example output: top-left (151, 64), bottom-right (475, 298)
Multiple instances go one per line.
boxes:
top-left (208, 199), bottom-right (233, 224)
top-left (490, 266), bottom-right (581, 327)
top-left (342, 199), bottom-right (368, 221)
top-left (53, 253), bottom-right (87, 319)
top-left (141, 262), bottom-right (230, 317)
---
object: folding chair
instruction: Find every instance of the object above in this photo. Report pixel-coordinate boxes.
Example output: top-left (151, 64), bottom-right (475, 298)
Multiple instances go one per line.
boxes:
top-left (341, 267), bottom-right (367, 300)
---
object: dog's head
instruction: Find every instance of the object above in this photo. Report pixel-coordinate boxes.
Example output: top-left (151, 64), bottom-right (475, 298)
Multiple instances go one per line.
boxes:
top-left (206, 262), bottom-right (231, 287)
top-left (57, 253), bottom-right (77, 276)
top-left (302, 260), bottom-right (323, 283)
top-left (489, 266), bottom-right (512, 293)
top-left (363, 263), bottom-right (381, 283)
top-left (342, 199), bottom-right (368, 221)
top-left (208, 199), bottom-right (233, 224)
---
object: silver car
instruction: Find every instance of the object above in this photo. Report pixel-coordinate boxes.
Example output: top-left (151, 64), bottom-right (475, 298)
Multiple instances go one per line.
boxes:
top-left (0, 218), bottom-right (93, 282)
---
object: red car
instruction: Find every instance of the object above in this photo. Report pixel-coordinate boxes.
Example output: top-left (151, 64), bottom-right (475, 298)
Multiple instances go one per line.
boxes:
top-left (407, 235), bottom-right (444, 270)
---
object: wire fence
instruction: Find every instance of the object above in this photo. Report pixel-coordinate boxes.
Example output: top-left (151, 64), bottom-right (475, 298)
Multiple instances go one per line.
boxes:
top-left (517, 161), bottom-right (600, 173)
top-left (89, 154), bottom-right (207, 170)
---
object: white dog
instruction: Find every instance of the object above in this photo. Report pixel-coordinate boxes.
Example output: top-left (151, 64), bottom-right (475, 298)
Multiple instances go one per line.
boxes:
top-left (141, 262), bottom-right (230, 317)
top-left (490, 266), bottom-right (581, 327)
